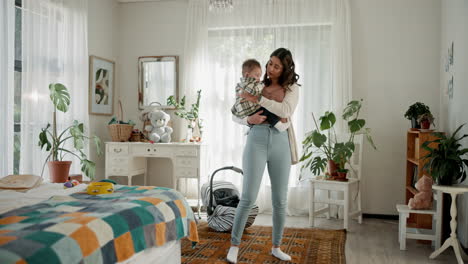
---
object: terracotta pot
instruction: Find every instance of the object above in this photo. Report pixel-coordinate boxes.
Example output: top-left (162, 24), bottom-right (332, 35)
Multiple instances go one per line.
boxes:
top-left (48, 161), bottom-right (72, 183)
top-left (421, 120), bottom-right (431, 129)
top-left (336, 171), bottom-right (348, 180)
top-left (327, 160), bottom-right (338, 176)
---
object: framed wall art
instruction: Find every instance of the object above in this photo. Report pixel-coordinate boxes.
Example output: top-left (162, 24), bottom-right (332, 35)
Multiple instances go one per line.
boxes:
top-left (89, 55), bottom-right (115, 115)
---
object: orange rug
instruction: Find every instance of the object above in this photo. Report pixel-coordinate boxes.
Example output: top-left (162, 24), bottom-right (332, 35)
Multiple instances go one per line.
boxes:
top-left (182, 222), bottom-right (346, 264)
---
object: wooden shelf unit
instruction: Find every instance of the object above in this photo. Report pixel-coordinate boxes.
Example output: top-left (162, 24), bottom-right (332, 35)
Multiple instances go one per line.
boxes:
top-left (405, 130), bottom-right (440, 229)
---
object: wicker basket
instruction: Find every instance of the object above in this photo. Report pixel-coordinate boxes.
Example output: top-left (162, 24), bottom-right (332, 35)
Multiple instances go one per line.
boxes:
top-left (108, 101), bottom-right (133, 142)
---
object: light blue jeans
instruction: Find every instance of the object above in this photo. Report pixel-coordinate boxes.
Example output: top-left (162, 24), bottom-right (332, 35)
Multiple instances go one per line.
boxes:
top-left (230, 124), bottom-right (291, 246)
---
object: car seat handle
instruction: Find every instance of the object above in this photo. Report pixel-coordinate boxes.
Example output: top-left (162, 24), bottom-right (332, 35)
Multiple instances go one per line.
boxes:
top-left (208, 166), bottom-right (243, 216)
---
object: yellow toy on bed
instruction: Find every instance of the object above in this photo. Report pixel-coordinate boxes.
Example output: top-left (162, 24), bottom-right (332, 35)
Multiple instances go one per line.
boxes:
top-left (87, 182), bottom-right (114, 195)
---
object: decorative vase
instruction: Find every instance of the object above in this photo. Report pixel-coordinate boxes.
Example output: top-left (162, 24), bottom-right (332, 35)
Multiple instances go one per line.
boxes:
top-left (185, 125), bottom-right (193, 142)
top-left (410, 118), bottom-right (420, 130)
top-left (48, 161), bottom-right (72, 183)
top-left (186, 119), bottom-right (202, 142)
top-left (192, 119), bottom-right (201, 142)
top-left (327, 160), bottom-right (338, 176)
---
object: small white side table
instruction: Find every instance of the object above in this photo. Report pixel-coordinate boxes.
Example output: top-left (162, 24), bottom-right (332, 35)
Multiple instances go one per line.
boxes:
top-left (430, 184), bottom-right (468, 264)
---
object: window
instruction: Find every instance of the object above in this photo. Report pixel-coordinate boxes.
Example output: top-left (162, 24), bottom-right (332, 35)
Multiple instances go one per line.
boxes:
top-left (14, 0), bottom-right (22, 174)
top-left (203, 25), bottom-right (332, 181)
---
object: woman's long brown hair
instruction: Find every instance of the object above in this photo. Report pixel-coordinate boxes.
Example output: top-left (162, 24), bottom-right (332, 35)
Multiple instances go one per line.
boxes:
top-left (262, 48), bottom-right (300, 90)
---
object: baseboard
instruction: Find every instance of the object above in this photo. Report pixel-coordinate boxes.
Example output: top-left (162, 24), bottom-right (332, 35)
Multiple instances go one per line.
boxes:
top-left (363, 213), bottom-right (399, 220)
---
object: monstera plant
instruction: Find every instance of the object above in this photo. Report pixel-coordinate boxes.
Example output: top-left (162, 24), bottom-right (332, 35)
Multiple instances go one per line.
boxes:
top-left (38, 83), bottom-right (102, 182)
top-left (300, 99), bottom-right (377, 180)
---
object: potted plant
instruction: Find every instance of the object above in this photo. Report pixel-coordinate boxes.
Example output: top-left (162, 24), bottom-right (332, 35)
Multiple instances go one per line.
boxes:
top-left (38, 83), bottom-right (102, 182)
top-left (167, 89), bottom-right (203, 142)
top-left (422, 124), bottom-right (468, 185)
top-left (404, 102), bottom-right (431, 130)
top-left (300, 99), bottom-right (377, 181)
top-left (417, 112), bottom-right (435, 130)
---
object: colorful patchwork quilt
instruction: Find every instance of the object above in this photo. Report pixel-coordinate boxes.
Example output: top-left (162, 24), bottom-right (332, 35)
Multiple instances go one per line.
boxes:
top-left (0, 185), bottom-right (199, 264)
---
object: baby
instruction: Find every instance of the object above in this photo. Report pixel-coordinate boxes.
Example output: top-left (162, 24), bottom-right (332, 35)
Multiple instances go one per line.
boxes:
top-left (231, 59), bottom-right (285, 128)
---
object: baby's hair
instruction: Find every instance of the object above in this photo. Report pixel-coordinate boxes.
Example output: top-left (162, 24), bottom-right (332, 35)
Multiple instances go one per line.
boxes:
top-left (242, 59), bottom-right (261, 76)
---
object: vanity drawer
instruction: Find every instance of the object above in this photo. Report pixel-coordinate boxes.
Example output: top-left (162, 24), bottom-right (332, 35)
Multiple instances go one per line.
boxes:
top-left (175, 147), bottom-right (198, 157)
top-left (175, 167), bottom-right (198, 179)
top-left (175, 157), bottom-right (198, 168)
top-left (132, 145), bottom-right (172, 157)
top-left (108, 157), bottom-right (129, 167)
top-left (108, 166), bottom-right (128, 175)
top-left (107, 144), bottom-right (128, 155)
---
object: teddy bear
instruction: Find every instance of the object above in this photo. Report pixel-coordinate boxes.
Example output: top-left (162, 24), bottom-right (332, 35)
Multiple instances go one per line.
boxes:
top-left (408, 175), bottom-right (434, 210)
top-left (144, 110), bottom-right (173, 143)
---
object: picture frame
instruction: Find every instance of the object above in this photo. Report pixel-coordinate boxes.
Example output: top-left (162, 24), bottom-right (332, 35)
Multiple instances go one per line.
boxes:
top-left (89, 55), bottom-right (115, 115)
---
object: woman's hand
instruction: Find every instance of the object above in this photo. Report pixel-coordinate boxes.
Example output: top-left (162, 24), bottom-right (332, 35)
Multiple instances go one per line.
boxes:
top-left (247, 110), bottom-right (266, 125)
top-left (239, 89), bottom-right (260, 104)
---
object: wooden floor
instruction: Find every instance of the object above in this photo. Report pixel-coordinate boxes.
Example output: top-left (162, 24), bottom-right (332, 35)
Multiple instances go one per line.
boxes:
top-left (250, 214), bottom-right (458, 264)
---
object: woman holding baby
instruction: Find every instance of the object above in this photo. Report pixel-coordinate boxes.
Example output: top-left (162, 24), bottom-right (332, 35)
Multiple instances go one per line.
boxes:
top-left (227, 48), bottom-right (300, 263)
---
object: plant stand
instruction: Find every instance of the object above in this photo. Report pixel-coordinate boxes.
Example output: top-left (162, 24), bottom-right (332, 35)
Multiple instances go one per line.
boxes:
top-left (430, 184), bottom-right (468, 264)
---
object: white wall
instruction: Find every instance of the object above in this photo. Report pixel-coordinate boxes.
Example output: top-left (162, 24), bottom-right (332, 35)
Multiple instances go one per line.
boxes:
top-left (351, 0), bottom-right (441, 214)
top-left (87, 0), bottom-right (120, 181)
top-left (117, 1), bottom-right (189, 187)
top-left (440, 0), bottom-right (468, 248)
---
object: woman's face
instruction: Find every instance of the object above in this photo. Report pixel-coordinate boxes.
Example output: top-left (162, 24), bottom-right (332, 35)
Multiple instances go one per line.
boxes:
top-left (267, 56), bottom-right (283, 80)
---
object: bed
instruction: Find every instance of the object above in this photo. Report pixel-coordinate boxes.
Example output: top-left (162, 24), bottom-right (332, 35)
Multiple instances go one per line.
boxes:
top-left (0, 183), bottom-right (198, 264)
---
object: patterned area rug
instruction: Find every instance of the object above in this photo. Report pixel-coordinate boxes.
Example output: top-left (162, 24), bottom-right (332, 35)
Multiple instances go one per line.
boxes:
top-left (182, 222), bottom-right (346, 264)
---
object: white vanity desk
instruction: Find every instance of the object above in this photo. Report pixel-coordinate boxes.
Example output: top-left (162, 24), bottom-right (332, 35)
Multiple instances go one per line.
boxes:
top-left (105, 142), bottom-right (205, 201)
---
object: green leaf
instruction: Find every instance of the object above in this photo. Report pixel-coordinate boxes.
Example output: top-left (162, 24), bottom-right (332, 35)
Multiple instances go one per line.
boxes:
top-left (364, 128), bottom-right (377, 150)
top-left (81, 159), bottom-right (96, 181)
top-left (94, 135), bottom-right (103, 156)
top-left (70, 123), bottom-right (84, 150)
top-left (319, 112), bottom-right (336, 130)
top-left (300, 152), bottom-right (313, 162)
top-left (310, 156), bottom-right (327, 175)
top-left (311, 130), bottom-right (327, 148)
top-left (49, 83), bottom-right (70, 113)
top-left (345, 141), bottom-right (355, 152)
top-left (342, 100), bottom-right (362, 120)
top-left (348, 119), bottom-right (365, 133)
top-left (38, 126), bottom-right (52, 151)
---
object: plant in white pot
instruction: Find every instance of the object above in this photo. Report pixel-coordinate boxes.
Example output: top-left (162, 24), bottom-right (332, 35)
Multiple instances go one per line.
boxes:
top-left (167, 89), bottom-right (203, 142)
top-left (38, 83), bottom-right (102, 182)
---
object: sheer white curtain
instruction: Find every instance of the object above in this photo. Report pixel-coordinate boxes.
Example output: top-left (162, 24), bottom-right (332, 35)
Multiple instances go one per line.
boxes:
top-left (20, 0), bottom-right (88, 180)
top-left (0, 1), bottom-right (15, 177)
top-left (184, 0), bottom-right (351, 215)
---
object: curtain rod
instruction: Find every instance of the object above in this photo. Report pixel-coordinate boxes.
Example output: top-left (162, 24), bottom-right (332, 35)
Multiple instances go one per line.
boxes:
top-left (207, 22), bottom-right (332, 31)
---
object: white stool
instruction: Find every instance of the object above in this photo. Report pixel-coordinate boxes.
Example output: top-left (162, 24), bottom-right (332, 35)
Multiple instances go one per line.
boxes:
top-left (397, 191), bottom-right (442, 251)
